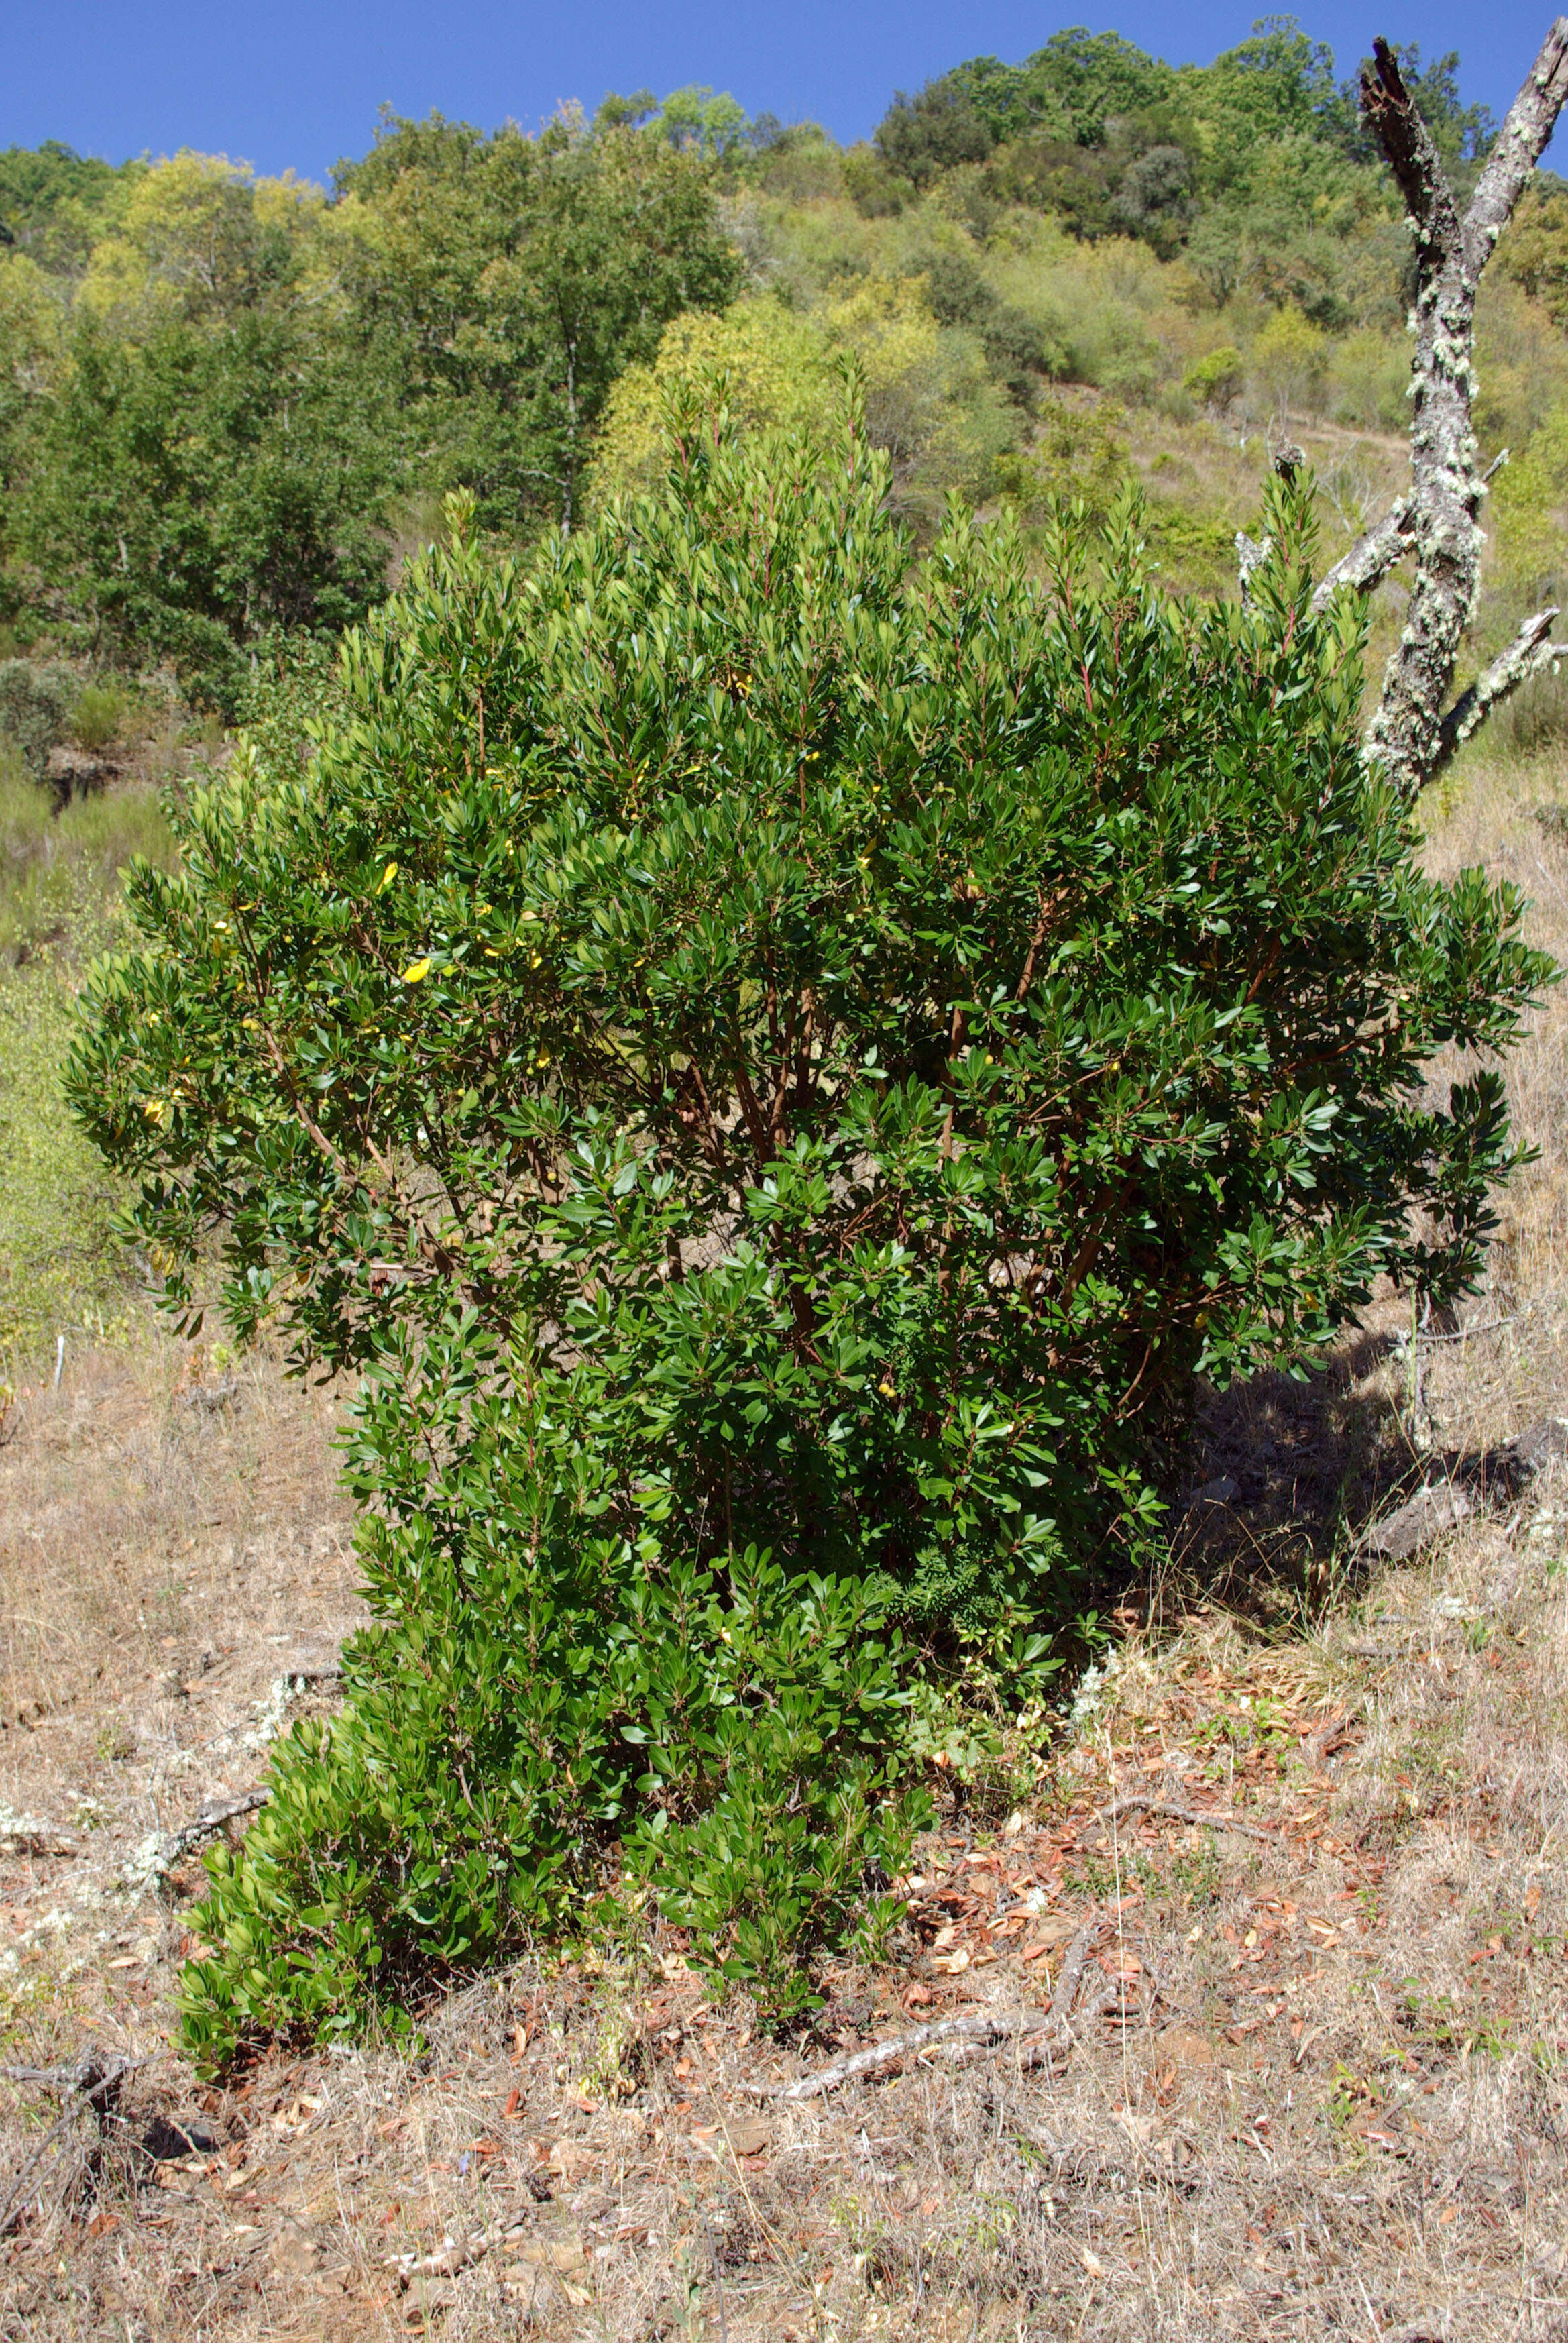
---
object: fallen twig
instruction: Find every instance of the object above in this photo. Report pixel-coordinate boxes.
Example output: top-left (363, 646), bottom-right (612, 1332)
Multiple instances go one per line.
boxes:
top-left (155, 1786), bottom-right (269, 1871)
top-left (0, 2051), bottom-right (144, 2102)
top-left (1093, 1795), bottom-right (1280, 1845)
top-left (1080, 1977), bottom-right (1136, 2028)
top-left (1049, 1920), bottom-right (1103, 2024)
top-left (703, 2215), bottom-right (731, 2343)
top-left (0, 2105), bottom-right (81, 2240)
top-left (0, 1818), bottom-right (80, 1859)
top-left (0, 2049), bottom-right (142, 2239)
top-left (754, 2007), bottom-right (1059, 2104)
top-left (1301, 1713), bottom-right (1357, 1765)
top-left (392, 2234), bottom-right (488, 2283)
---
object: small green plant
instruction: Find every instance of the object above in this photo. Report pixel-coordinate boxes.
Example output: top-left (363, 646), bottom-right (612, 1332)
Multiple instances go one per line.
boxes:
top-left (1325, 2059), bottom-right (1379, 2131)
top-left (1062, 1851), bottom-right (1119, 1902)
top-left (903, 1682), bottom-right (1006, 1782)
top-left (1192, 1692), bottom-right (1295, 1763)
top-left (68, 684), bottom-right (126, 753)
top-left (1403, 1985), bottom-right (1520, 2059)
top-left (1167, 1838), bottom-right (1222, 1906)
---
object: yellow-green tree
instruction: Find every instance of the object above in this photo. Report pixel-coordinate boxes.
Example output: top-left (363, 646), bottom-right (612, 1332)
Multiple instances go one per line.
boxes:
top-left (594, 278), bottom-right (1013, 516)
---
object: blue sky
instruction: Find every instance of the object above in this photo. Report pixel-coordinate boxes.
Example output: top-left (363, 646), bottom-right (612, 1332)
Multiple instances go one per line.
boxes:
top-left (7, 4), bottom-right (1558, 180)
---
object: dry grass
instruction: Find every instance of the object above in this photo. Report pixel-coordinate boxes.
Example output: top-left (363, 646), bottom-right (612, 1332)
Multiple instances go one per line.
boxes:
top-left (4, 751), bottom-right (1568, 2339)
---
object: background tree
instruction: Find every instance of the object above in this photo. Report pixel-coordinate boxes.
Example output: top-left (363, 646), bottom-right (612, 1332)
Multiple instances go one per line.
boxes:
top-left (334, 109), bottom-right (742, 533)
top-left (12, 154), bottom-right (395, 705)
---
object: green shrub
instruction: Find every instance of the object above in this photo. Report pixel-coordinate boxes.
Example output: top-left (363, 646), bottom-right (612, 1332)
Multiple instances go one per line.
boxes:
top-left (178, 1527), bottom-right (912, 2056)
top-left (0, 753), bottom-right (171, 1370)
top-left (69, 395), bottom-right (1549, 2061)
top-left (995, 395), bottom-right (1129, 521)
top-left (68, 682), bottom-right (126, 752)
top-left (1183, 345), bottom-right (1245, 409)
top-left (0, 657), bottom-right (76, 779)
top-left (0, 930), bottom-right (134, 1370)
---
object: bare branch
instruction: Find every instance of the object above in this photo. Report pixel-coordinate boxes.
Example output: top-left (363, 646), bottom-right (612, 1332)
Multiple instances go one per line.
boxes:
top-left (0, 1817), bottom-right (80, 1859)
top-left (1049, 1918), bottom-right (1102, 2022)
top-left (1354, 26), bottom-right (1568, 796)
top-left (153, 1785), bottom-right (269, 1874)
top-left (1091, 1793), bottom-right (1281, 1845)
top-left (1310, 500), bottom-right (1415, 614)
top-left (1462, 20), bottom-right (1568, 288)
top-left (1359, 40), bottom-right (1461, 256)
top-left (1435, 607), bottom-right (1564, 769)
top-left (0, 2049), bottom-right (143, 2238)
top-left (759, 2006), bottom-right (1060, 2103)
top-left (1235, 529), bottom-right (1272, 608)
top-left (0, 2052), bottom-right (142, 2102)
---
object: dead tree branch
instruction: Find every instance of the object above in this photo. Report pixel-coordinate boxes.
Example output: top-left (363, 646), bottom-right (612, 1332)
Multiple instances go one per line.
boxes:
top-left (0, 1818), bottom-right (80, 1859)
top-left (154, 1786), bottom-right (269, 1874)
top-left (755, 2007), bottom-right (1059, 2103)
top-left (1236, 529), bottom-right (1272, 609)
top-left (1310, 499), bottom-right (1415, 613)
top-left (1345, 23), bottom-right (1568, 795)
top-left (1438, 606), bottom-right (1564, 759)
top-left (1048, 1918), bottom-right (1102, 2022)
top-left (1091, 1794), bottom-right (1281, 1845)
top-left (0, 2049), bottom-right (142, 2239)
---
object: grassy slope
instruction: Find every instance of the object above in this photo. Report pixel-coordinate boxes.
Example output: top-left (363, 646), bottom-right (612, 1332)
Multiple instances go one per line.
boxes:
top-left (0, 747), bottom-right (1565, 2336)
top-left (0, 732), bottom-right (185, 1378)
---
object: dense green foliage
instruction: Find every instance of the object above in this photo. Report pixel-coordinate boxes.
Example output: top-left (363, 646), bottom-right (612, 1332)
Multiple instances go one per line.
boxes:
top-left (25, 311), bottom-right (392, 708)
top-left (66, 399), bottom-right (1548, 2054)
top-left (331, 109), bottom-right (742, 534)
top-left (0, 115), bottom-right (739, 707)
top-left (3, 17), bottom-right (1565, 726)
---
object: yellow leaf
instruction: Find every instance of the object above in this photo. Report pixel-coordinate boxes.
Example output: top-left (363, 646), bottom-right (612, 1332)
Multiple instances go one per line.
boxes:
top-left (378, 861), bottom-right (398, 891)
top-left (401, 959), bottom-right (431, 984)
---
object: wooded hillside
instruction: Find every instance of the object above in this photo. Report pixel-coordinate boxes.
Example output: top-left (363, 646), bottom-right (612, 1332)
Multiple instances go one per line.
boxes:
top-left (1, 21), bottom-right (1566, 719)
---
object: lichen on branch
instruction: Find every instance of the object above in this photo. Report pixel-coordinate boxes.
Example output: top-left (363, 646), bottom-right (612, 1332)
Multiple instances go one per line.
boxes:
top-left (1312, 23), bottom-right (1568, 794)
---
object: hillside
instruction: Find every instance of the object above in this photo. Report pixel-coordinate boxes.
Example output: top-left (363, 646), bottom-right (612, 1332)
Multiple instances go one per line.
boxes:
top-left (3, 19), bottom-right (1568, 2342)
top-left (0, 20), bottom-right (1565, 712)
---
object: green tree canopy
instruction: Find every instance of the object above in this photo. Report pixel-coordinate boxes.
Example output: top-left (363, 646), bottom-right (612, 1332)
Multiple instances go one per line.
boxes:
top-left (333, 108), bottom-right (742, 531)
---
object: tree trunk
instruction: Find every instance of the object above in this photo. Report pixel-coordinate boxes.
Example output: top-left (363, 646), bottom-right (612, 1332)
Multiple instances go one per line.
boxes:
top-left (1306, 23), bottom-right (1568, 796)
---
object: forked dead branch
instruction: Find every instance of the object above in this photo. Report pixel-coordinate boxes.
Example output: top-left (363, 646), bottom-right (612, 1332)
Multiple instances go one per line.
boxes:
top-left (1310, 21), bottom-right (1568, 789)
